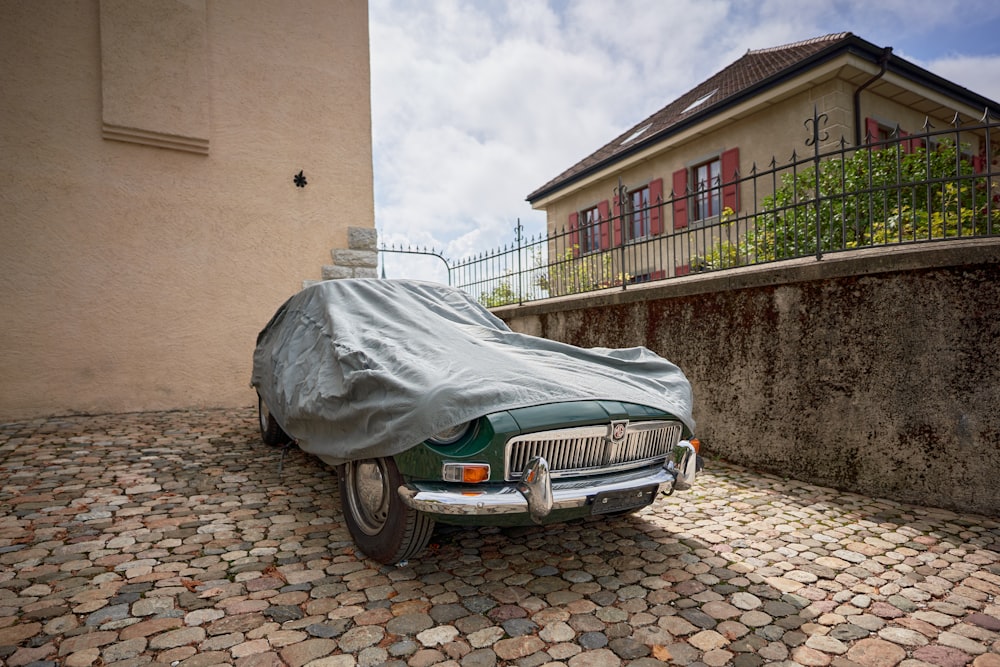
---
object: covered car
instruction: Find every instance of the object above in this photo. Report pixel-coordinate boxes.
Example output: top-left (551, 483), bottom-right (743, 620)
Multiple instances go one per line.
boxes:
top-left (252, 279), bottom-right (701, 564)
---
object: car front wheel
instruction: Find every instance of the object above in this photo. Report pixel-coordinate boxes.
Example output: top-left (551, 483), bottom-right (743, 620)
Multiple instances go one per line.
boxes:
top-left (339, 457), bottom-right (434, 564)
top-left (257, 393), bottom-right (292, 447)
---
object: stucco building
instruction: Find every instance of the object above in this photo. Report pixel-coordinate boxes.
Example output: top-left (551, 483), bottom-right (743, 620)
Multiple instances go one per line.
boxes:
top-left (527, 33), bottom-right (999, 284)
top-left (0, 0), bottom-right (375, 420)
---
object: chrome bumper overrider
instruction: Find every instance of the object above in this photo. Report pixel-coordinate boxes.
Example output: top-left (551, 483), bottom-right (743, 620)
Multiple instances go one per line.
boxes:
top-left (398, 440), bottom-right (702, 523)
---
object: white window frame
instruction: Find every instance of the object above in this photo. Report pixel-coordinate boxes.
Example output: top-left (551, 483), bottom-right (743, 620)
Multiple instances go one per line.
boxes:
top-left (692, 156), bottom-right (722, 225)
top-left (624, 185), bottom-right (650, 243)
top-left (579, 205), bottom-right (602, 254)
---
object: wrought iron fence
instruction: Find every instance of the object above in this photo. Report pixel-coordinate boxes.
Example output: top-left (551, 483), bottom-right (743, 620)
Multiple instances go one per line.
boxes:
top-left (381, 110), bottom-right (999, 306)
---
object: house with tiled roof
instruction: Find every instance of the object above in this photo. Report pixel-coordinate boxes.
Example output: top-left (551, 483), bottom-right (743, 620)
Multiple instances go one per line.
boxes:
top-left (526, 32), bottom-right (1000, 282)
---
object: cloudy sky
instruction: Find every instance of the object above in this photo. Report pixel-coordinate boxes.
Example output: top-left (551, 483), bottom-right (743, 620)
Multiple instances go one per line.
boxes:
top-left (369, 0), bottom-right (1000, 283)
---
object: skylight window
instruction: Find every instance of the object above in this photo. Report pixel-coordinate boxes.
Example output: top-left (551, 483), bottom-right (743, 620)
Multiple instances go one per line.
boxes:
top-left (682, 89), bottom-right (718, 113)
top-left (620, 124), bottom-right (651, 146)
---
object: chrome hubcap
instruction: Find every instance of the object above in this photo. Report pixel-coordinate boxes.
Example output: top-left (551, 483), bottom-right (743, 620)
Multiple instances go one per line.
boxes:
top-left (348, 460), bottom-right (389, 536)
top-left (258, 397), bottom-right (270, 432)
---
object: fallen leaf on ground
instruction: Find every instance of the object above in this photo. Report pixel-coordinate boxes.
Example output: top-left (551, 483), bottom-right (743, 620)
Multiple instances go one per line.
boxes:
top-left (652, 645), bottom-right (672, 661)
top-left (180, 578), bottom-right (203, 592)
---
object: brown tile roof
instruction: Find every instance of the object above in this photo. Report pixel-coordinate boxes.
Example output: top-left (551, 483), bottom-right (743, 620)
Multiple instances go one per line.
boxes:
top-left (527, 33), bottom-right (855, 203)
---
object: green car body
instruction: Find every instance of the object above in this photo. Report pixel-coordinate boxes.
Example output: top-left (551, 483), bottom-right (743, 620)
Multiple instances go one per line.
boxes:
top-left (392, 399), bottom-right (697, 527)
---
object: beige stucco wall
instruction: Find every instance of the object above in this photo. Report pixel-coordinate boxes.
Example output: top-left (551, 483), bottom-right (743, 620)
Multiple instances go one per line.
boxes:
top-left (0, 0), bottom-right (374, 420)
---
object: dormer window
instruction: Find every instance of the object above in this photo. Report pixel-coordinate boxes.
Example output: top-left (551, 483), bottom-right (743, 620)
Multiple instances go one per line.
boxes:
top-left (682, 89), bottom-right (717, 114)
top-left (620, 124), bottom-right (651, 146)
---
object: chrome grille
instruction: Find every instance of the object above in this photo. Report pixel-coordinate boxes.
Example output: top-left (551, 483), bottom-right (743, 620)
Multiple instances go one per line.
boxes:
top-left (505, 420), bottom-right (683, 481)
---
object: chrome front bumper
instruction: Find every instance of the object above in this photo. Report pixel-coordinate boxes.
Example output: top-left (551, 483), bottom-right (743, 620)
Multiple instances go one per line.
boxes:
top-left (397, 440), bottom-right (701, 523)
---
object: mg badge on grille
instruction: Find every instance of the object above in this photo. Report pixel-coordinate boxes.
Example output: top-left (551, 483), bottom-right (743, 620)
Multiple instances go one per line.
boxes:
top-left (608, 420), bottom-right (628, 442)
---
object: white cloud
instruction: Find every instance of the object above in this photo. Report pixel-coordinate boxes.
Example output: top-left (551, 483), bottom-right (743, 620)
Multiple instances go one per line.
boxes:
top-left (370, 0), bottom-right (1000, 283)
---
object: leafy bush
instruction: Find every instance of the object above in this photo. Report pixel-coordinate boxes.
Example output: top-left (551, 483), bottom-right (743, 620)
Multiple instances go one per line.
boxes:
top-left (479, 278), bottom-right (519, 307)
top-left (697, 139), bottom-right (998, 271)
top-left (536, 246), bottom-right (630, 297)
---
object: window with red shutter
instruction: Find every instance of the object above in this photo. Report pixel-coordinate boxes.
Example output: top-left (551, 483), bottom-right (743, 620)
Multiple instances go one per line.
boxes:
top-left (568, 212), bottom-right (580, 258)
top-left (575, 201), bottom-right (613, 254)
top-left (900, 130), bottom-right (912, 154)
top-left (672, 168), bottom-right (688, 230)
top-left (865, 117), bottom-right (881, 144)
top-left (694, 158), bottom-right (720, 221)
top-left (598, 200), bottom-right (611, 250)
top-left (579, 206), bottom-right (600, 254)
top-left (865, 117), bottom-right (897, 150)
top-left (677, 147), bottom-right (740, 228)
top-left (721, 148), bottom-right (739, 214)
top-left (625, 186), bottom-right (651, 242)
top-left (649, 178), bottom-right (663, 235)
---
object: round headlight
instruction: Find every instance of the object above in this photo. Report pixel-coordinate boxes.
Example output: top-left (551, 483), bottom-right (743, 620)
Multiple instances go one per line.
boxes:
top-left (428, 422), bottom-right (471, 445)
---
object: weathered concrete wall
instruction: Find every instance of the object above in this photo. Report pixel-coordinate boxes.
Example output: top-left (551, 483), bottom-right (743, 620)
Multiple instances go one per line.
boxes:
top-left (495, 239), bottom-right (1000, 516)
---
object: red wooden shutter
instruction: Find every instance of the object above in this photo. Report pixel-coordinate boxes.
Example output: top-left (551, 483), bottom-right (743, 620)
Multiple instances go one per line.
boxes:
top-left (672, 168), bottom-right (688, 230)
top-left (721, 148), bottom-right (739, 214)
top-left (598, 201), bottom-right (611, 250)
top-left (866, 117), bottom-right (880, 146)
top-left (900, 130), bottom-right (911, 154)
top-left (568, 212), bottom-right (580, 258)
top-left (973, 155), bottom-right (985, 173)
top-left (649, 178), bottom-right (663, 235)
top-left (612, 196), bottom-right (622, 246)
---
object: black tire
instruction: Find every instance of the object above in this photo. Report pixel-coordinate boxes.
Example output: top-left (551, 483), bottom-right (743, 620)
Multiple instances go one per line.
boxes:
top-left (257, 393), bottom-right (292, 447)
top-left (338, 457), bottom-right (434, 564)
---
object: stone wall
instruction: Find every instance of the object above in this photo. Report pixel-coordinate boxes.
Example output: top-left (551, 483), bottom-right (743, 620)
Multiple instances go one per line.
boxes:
top-left (494, 239), bottom-right (1000, 516)
top-left (314, 227), bottom-right (379, 285)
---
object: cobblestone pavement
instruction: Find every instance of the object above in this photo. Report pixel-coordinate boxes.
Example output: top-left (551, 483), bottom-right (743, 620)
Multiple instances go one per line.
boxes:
top-left (1, 408), bottom-right (998, 667)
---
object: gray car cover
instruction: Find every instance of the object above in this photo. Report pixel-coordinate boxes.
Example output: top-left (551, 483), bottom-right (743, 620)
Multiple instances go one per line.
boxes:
top-left (252, 279), bottom-right (694, 465)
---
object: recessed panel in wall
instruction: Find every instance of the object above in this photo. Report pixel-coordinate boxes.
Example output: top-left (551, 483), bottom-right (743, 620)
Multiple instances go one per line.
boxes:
top-left (100, 0), bottom-right (209, 154)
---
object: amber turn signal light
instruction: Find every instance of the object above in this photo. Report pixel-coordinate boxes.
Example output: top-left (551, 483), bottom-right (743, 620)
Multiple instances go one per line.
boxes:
top-left (442, 463), bottom-right (491, 483)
